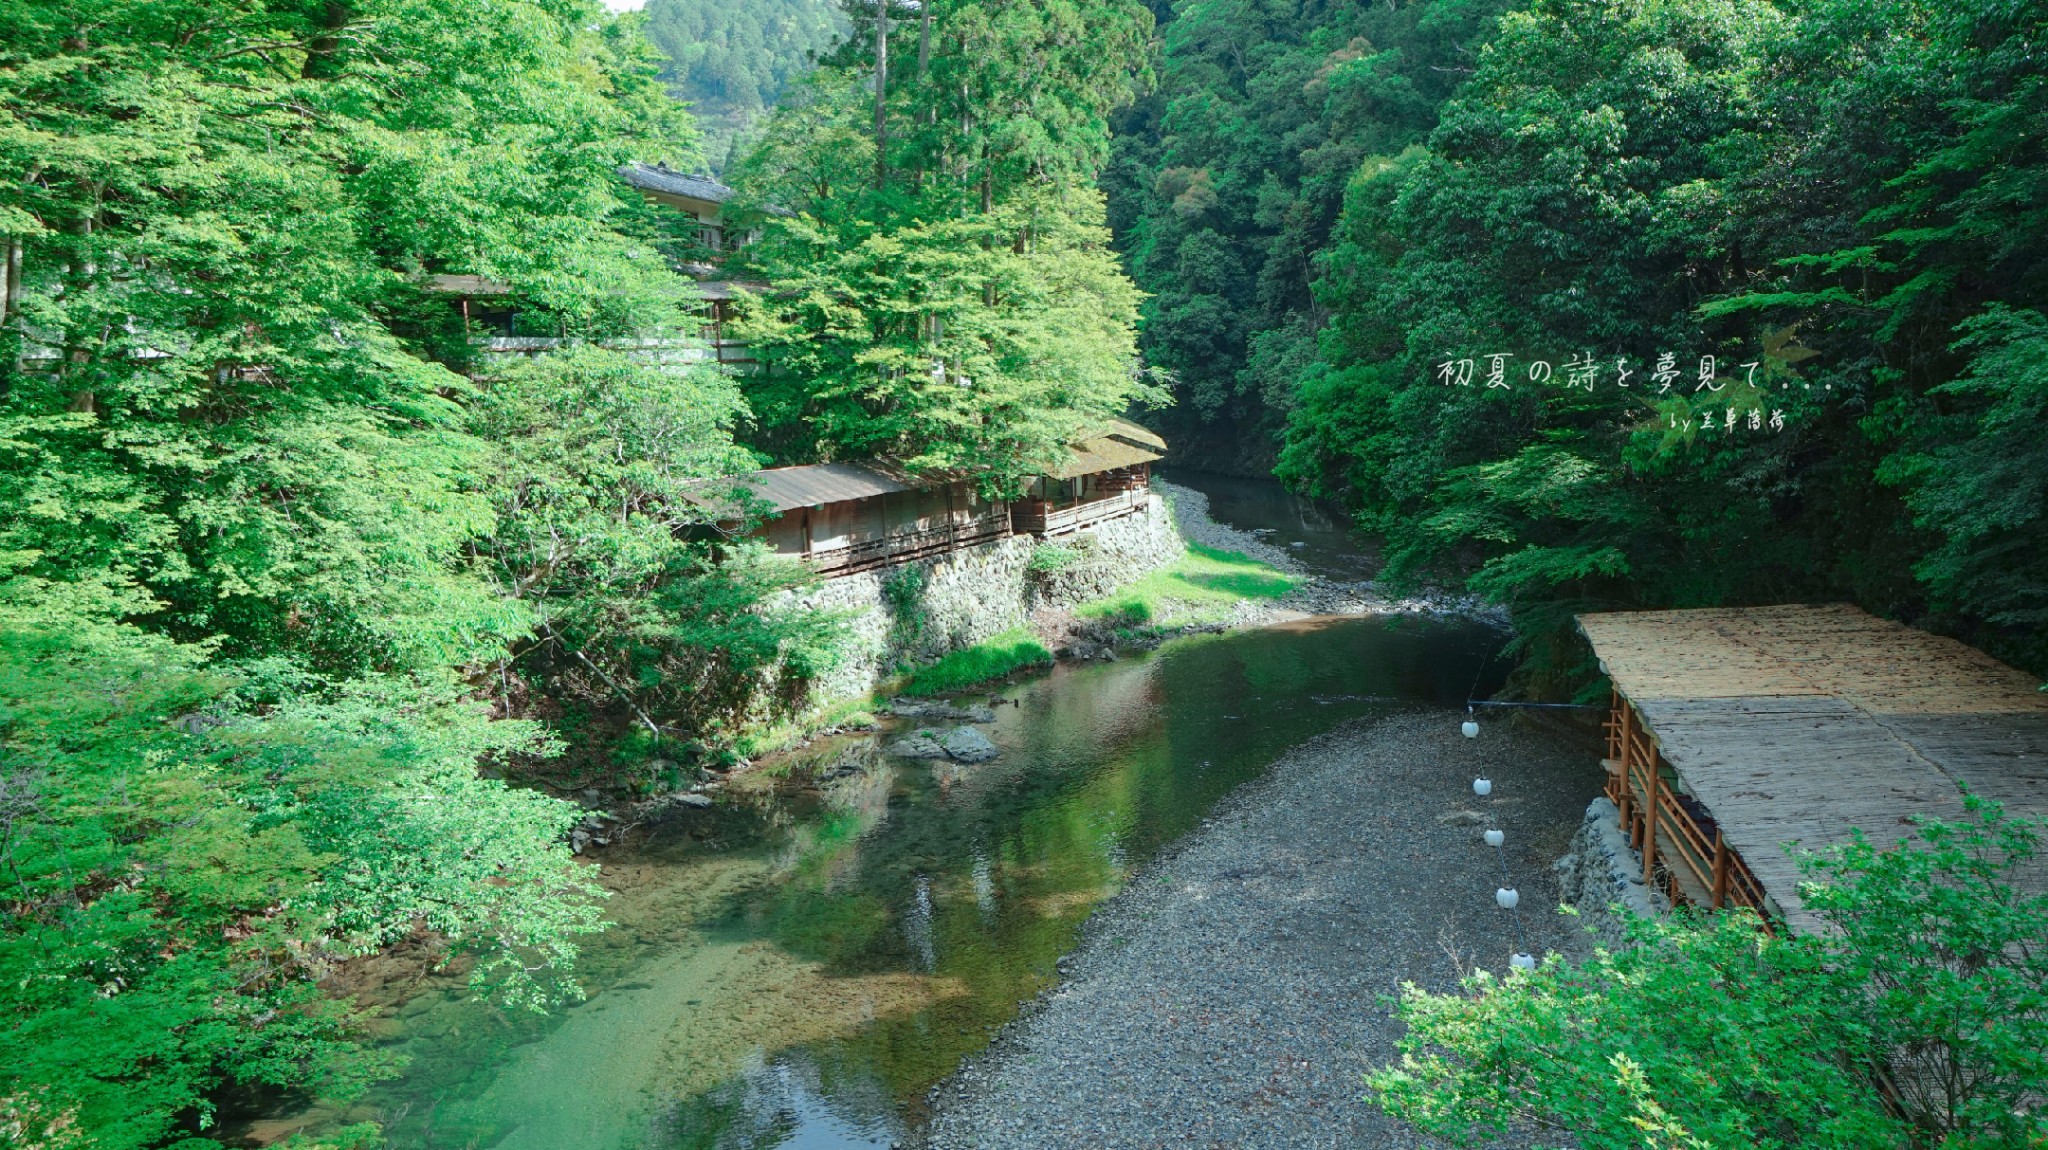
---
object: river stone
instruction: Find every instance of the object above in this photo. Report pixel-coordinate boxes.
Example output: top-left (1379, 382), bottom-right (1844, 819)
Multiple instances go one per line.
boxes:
top-left (888, 730), bottom-right (950, 759)
top-left (888, 699), bottom-right (1000, 723)
top-left (938, 726), bottom-right (1000, 763)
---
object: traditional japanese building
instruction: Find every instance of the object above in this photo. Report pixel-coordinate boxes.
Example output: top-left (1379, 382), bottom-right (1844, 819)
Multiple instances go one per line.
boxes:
top-left (1577, 604), bottom-right (2048, 933)
top-left (423, 164), bottom-right (762, 367)
top-left (693, 421), bottom-right (1170, 578)
top-left (1012, 421), bottom-right (1166, 537)
top-left (617, 162), bottom-right (751, 257)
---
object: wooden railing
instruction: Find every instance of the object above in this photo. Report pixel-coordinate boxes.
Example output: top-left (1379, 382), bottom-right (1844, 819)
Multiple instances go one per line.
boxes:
top-left (804, 512), bottom-right (1012, 577)
top-left (471, 335), bottom-right (753, 365)
top-left (1013, 488), bottom-right (1149, 537)
top-left (1605, 691), bottom-right (1774, 923)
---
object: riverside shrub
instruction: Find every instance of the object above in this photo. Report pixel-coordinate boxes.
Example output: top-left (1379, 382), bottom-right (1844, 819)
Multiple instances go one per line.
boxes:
top-left (1368, 798), bottom-right (2048, 1149)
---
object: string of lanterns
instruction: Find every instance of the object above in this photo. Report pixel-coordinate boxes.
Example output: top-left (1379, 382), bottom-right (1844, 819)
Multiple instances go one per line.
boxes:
top-left (1463, 709), bottom-right (1537, 972)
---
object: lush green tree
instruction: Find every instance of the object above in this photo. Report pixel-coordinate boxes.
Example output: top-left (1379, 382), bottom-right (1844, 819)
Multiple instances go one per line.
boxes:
top-left (724, 0), bottom-right (1166, 481)
top-left (0, 580), bottom-right (604, 1145)
top-left (1105, 0), bottom-right (1516, 469)
top-left (0, 0), bottom-right (703, 675)
top-left (1372, 800), bottom-right (2048, 1149)
top-left (732, 186), bottom-right (1157, 476)
top-left (1266, 0), bottom-right (2048, 684)
top-left (1715, 0), bottom-right (2048, 671)
top-left (465, 348), bottom-right (845, 767)
top-left (0, 0), bottom-right (821, 1141)
top-left (1277, 0), bottom-right (1804, 688)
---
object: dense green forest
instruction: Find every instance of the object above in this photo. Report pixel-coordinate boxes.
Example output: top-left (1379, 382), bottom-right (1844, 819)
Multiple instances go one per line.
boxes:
top-left (0, 0), bottom-right (1159, 1141)
top-left (640, 0), bottom-right (845, 168)
top-left (719, 0), bottom-right (1164, 477)
top-left (4, 0), bottom-right (2046, 1144)
top-left (1112, 0), bottom-right (2047, 683)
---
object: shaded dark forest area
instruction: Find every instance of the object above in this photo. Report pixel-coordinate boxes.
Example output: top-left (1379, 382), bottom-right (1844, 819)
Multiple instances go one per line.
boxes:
top-left (1110, 0), bottom-right (2047, 685)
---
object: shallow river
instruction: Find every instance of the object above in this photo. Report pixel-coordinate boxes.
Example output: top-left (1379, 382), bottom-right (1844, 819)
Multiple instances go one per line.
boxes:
top-left (262, 476), bottom-right (1504, 1150)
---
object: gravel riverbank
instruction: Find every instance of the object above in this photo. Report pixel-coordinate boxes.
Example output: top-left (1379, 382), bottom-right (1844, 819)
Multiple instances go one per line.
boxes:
top-left (1153, 478), bottom-right (1505, 624)
top-left (918, 709), bottom-right (1601, 1150)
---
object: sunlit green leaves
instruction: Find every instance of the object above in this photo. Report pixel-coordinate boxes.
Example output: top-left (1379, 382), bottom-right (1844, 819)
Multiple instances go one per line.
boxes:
top-left (1372, 801), bottom-right (2048, 1149)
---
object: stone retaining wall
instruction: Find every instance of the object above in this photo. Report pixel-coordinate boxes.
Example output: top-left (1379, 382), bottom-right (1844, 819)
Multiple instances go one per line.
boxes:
top-left (776, 496), bottom-right (1183, 703)
top-left (1552, 797), bottom-right (1669, 949)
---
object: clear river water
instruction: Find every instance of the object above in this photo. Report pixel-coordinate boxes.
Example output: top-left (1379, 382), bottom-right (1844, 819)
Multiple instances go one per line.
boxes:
top-left (251, 473), bottom-right (1505, 1150)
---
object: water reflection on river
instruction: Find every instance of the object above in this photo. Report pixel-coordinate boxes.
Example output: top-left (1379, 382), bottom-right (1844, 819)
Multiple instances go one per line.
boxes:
top-left (1157, 468), bottom-right (1372, 579)
top-left (297, 615), bottom-right (1503, 1150)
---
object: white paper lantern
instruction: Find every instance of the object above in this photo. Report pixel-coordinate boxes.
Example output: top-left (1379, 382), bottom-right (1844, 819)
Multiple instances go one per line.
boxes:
top-left (1483, 829), bottom-right (1504, 847)
top-left (1510, 952), bottom-right (1536, 971)
top-left (1495, 887), bottom-right (1519, 909)
top-left (1472, 778), bottom-right (1493, 797)
top-left (1461, 719), bottom-right (1480, 739)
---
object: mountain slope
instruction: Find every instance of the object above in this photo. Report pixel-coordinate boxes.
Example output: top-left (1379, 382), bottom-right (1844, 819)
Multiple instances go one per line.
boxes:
top-left (642, 0), bottom-right (847, 167)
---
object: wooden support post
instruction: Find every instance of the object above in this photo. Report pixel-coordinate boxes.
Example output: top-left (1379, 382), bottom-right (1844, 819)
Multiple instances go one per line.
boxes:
top-left (1607, 687), bottom-right (1622, 760)
top-left (1642, 744), bottom-right (1659, 888)
top-left (1616, 697), bottom-right (1635, 838)
top-left (1711, 829), bottom-right (1730, 910)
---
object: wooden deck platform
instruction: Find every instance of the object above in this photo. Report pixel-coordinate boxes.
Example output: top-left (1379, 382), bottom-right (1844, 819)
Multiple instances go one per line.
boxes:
top-left (1577, 604), bottom-right (2048, 933)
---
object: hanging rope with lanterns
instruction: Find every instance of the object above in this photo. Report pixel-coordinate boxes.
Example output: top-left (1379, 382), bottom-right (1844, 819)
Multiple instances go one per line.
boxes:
top-left (1463, 708), bottom-right (1536, 972)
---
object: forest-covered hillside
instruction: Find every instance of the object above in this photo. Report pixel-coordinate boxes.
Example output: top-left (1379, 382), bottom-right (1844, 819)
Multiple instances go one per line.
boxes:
top-left (1112, 0), bottom-right (2048, 682)
top-left (641, 0), bottom-right (846, 167)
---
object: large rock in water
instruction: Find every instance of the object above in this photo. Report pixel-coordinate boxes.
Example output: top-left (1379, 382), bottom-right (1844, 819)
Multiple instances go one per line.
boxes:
top-left (938, 726), bottom-right (1000, 763)
top-left (887, 730), bottom-right (949, 759)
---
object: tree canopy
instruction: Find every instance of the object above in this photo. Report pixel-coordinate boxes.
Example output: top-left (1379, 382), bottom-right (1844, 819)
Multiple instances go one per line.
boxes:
top-left (723, 0), bottom-right (1168, 482)
top-left (0, 0), bottom-right (828, 1141)
top-left (1112, 0), bottom-right (2048, 683)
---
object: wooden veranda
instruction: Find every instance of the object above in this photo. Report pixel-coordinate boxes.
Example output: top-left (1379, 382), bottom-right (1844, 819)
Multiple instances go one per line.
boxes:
top-left (1577, 604), bottom-right (2048, 933)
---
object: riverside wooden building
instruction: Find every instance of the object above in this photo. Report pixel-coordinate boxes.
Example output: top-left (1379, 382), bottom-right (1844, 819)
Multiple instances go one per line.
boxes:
top-left (429, 165), bottom-right (761, 367)
top-left (1577, 604), bottom-right (2048, 933)
top-left (694, 421), bottom-right (1166, 578)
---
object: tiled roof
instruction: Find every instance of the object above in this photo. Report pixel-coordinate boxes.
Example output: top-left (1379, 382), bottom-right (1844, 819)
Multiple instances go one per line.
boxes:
top-left (620, 163), bottom-right (735, 204)
top-left (688, 420), bottom-right (1169, 515)
top-left (686, 462), bottom-right (924, 517)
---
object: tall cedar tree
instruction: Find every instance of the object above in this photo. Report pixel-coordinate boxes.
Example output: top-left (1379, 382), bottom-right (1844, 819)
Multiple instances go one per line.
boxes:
top-left (723, 0), bottom-right (1169, 484)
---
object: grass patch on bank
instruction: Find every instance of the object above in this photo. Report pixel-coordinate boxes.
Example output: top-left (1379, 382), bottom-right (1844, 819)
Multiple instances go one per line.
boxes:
top-left (733, 694), bottom-right (882, 761)
top-left (1078, 542), bottom-right (1301, 627)
top-left (900, 627), bottom-right (1054, 697)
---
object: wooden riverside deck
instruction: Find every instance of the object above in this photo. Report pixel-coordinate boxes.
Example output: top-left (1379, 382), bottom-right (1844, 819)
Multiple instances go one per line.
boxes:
top-left (1577, 604), bottom-right (2048, 933)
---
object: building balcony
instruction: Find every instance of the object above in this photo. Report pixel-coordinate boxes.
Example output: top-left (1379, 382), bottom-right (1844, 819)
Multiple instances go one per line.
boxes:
top-left (1012, 487), bottom-right (1151, 538)
top-left (802, 510), bottom-right (1014, 577)
top-left (468, 335), bottom-right (753, 366)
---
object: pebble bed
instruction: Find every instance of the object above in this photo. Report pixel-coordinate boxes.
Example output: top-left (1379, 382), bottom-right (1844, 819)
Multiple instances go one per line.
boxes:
top-left (1153, 478), bottom-right (1507, 625)
top-left (1153, 478), bottom-right (1310, 574)
top-left (917, 710), bottom-right (1600, 1150)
